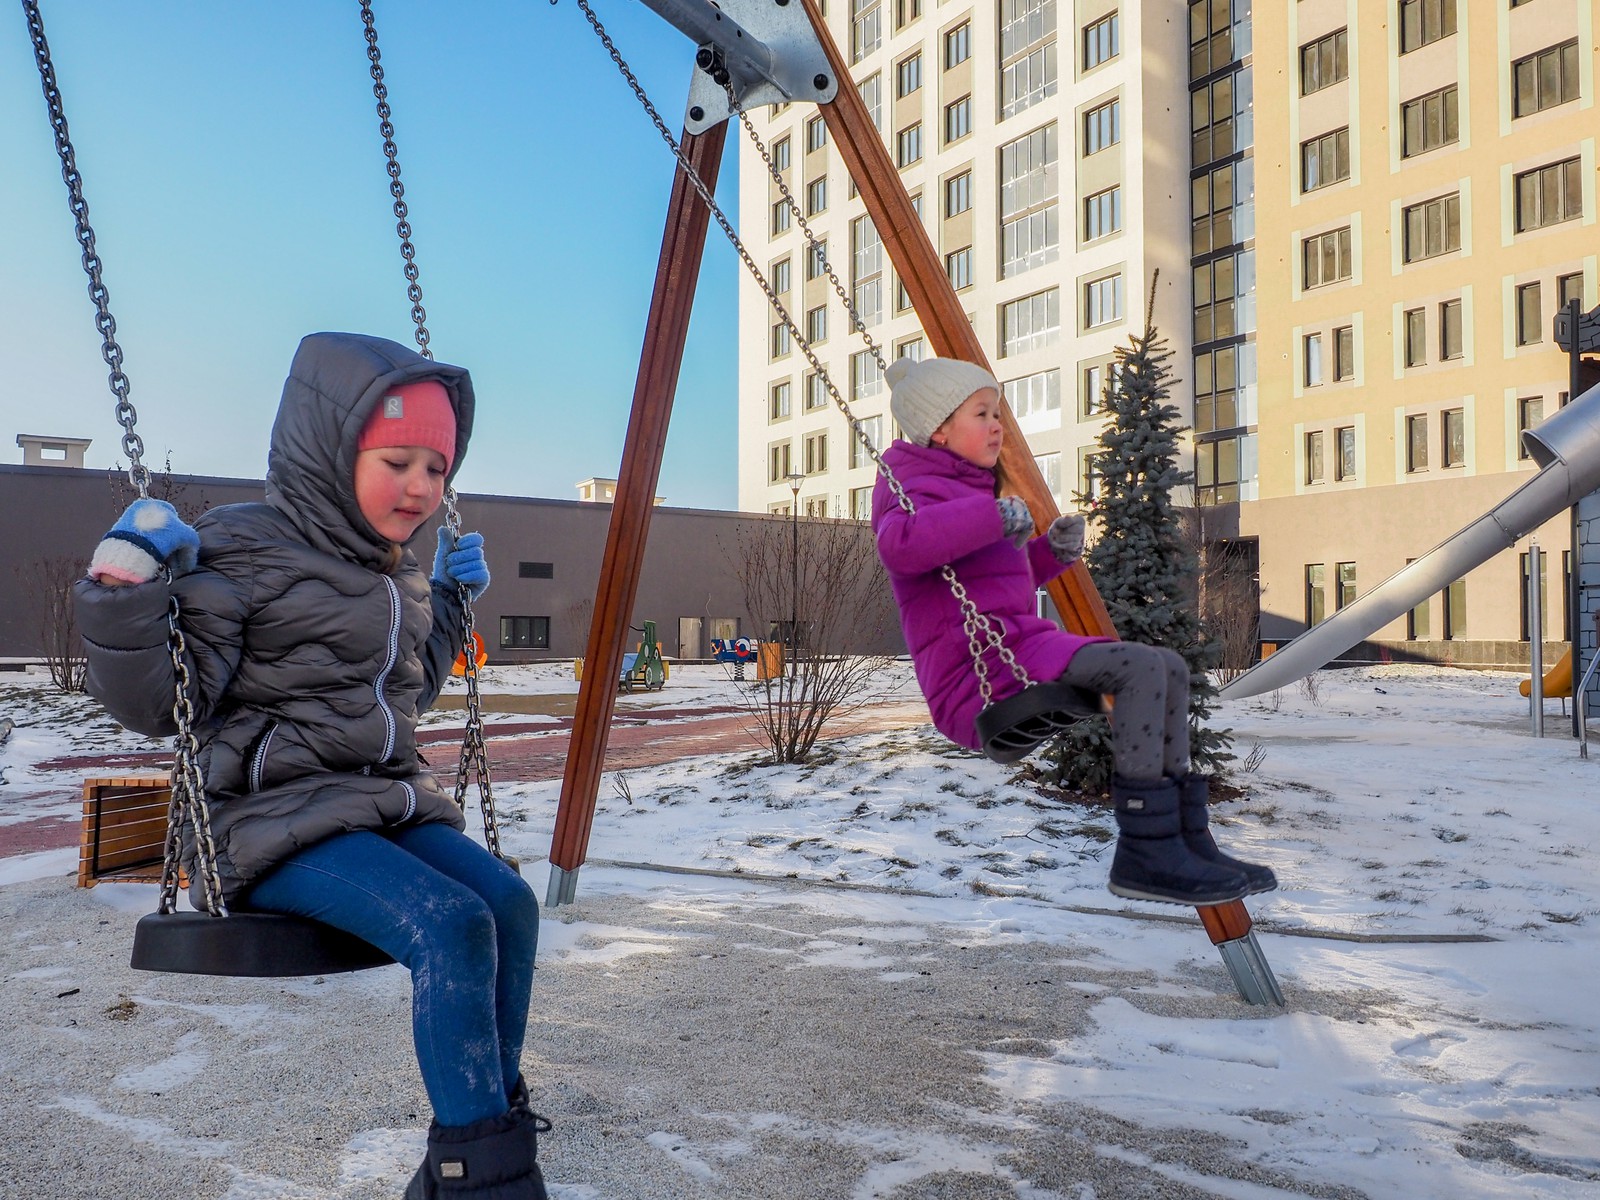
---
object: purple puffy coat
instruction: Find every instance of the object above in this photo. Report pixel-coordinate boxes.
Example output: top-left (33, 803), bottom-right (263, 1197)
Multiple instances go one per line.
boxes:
top-left (872, 440), bottom-right (1108, 751)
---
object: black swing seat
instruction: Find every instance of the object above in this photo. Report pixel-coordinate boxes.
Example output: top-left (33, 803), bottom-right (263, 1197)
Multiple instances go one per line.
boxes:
top-left (976, 681), bottom-right (1102, 764)
top-left (130, 910), bottom-right (394, 977)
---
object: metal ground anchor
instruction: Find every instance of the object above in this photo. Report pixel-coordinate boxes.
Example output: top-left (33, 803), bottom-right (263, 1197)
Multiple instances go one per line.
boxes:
top-left (546, 864), bottom-right (580, 908)
top-left (1217, 928), bottom-right (1286, 1006)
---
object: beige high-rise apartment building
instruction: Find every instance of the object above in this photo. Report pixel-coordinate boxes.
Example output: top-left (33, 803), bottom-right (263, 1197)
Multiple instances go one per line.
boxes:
top-left (736, 1), bottom-right (1193, 524)
top-left (737, 0), bottom-right (1597, 669)
top-left (1248, 0), bottom-right (1595, 662)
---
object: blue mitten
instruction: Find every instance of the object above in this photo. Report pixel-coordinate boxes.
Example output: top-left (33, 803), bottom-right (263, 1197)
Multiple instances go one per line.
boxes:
top-left (1047, 513), bottom-right (1087, 564)
top-left (433, 528), bottom-right (490, 601)
top-left (88, 499), bottom-right (200, 584)
top-left (995, 496), bottom-right (1033, 549)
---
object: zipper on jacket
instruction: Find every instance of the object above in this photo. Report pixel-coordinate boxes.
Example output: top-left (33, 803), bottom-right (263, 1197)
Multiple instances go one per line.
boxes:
top-left (248, 722), bottom-right (278, 793)
top-left (373, 576), bottom-right (401, 765)
top-left (398, 781), bottom-right (417, 823)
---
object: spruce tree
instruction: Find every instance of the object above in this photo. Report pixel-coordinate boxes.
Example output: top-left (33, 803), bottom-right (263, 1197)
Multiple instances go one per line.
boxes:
top-left (1039, 281), bottom-right (1232, 794)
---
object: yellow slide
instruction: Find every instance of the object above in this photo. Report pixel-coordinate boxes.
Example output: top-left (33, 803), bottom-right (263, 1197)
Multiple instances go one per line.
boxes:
top-left (1520, 646), bottom-right (1573, 698)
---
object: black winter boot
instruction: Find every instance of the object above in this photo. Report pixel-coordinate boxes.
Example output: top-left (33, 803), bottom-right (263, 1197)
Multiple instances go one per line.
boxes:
top-left (1179, 774), bottom-right (1278, 895)
top-left (1108, 775), bottom-right (1249, 905)
top-left (404, 1104), bottom-right (551, 1200)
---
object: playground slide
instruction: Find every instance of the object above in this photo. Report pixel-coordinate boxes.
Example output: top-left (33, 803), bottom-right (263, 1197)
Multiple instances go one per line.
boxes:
top-left (1219, 380), bottom-right (1600, 702)
top-left (1520, 646), bottom-right (1573, 699)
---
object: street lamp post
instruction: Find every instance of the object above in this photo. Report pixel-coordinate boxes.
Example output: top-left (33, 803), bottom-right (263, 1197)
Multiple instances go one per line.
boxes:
top-left (786, 471), bottom-right (804, 678)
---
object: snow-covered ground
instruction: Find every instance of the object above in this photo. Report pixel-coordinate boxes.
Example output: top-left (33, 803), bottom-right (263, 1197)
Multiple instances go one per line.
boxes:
top-left (2, 663), bottom-right (1597, 1198)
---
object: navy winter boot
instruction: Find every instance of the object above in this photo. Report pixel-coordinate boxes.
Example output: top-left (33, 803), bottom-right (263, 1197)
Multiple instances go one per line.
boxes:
top-left (1108, 775), bottom-right (1249, 905)
top-left (1179, 773), bottom-right (1278, 895)
top-left (405, 1103), bottom-right (551, 1199)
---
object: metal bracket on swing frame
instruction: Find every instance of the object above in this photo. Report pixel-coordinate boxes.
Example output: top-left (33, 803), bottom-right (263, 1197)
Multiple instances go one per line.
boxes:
top-left (634, 0), bottom-right (838, 134)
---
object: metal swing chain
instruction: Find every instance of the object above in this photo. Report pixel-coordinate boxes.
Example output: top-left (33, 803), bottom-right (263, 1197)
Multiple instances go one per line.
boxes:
top-left (24, 0), bottom-right (235, 909)
top-left (361, 0), bottom-right (502, 856)
top-left (728, 102), bottom-right (1032, 704)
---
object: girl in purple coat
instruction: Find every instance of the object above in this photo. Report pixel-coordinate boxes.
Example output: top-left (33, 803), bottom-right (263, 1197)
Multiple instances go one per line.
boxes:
top-left (872, 356), bottom-right (1274, 906)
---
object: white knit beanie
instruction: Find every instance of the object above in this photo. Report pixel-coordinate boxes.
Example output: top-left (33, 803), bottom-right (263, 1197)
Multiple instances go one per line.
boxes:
top-left (886, 356), bottom-right (1001, 447)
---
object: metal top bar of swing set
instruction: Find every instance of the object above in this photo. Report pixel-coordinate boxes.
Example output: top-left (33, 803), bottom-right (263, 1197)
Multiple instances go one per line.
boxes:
top-left (545, 0), bottom-right (1282, 1006)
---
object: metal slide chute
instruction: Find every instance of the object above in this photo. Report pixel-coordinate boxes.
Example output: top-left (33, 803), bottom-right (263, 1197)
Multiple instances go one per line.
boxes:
top-left (1219, 382), bottom-right (1600, 702)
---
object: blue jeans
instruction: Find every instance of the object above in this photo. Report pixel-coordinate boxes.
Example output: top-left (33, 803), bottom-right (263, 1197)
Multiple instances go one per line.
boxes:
top-left (247, 823), bottom-right (538, 1127)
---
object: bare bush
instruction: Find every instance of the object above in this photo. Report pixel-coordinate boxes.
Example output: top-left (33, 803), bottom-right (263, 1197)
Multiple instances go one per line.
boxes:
top-left (726, 514), bottom-right (897, 764)
top-left (20, 556), bottom-right (88, 693)
top-left (1298, 672), bottom-right (1323, 707)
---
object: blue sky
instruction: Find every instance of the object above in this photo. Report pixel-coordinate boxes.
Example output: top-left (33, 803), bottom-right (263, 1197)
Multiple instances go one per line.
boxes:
top-left (0, 2), bottom-right (743, 509)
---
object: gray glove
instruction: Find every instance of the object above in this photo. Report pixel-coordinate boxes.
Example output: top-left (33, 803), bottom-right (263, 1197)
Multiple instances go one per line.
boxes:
top-left (1047, 513), bottom-right (1087, 564)
top-left (996, 496), bottom-right (1033, 549)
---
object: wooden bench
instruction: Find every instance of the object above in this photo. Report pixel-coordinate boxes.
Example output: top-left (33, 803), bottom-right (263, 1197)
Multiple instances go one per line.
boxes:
top-left (77, 774), bottom-right (177, 888)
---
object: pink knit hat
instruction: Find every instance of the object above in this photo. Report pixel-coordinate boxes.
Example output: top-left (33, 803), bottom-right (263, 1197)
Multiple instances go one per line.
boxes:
top-left (357, 380), bottom-right (456, 471)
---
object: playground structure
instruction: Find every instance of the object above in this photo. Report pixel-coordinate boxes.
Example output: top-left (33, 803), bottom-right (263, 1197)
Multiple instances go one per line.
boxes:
top-left (1219, 380), bottom-right (1600, 708)
top-left (619, 621), bottom-right (667, 691)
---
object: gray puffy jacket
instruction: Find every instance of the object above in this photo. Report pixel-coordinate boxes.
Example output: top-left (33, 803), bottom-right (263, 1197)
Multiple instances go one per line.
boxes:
top-left (75, 332), bottom-right (476, 907)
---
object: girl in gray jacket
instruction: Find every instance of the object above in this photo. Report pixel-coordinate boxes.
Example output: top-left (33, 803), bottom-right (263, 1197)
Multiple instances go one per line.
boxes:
top-left (76, 332), bottom-right (548, 1199)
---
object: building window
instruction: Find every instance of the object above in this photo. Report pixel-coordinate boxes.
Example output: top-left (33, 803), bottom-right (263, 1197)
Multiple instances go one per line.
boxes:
top-left (1441, 407), bottom-right (1465, 467)
top-left (770, 381), bottom-right (791, 420)
top-left (851, 350), bottom-right (884, 401)
top-left (1000, 288), bottom-right (1061, 357)
top-left (1083, 11), bottom-right (1118, 70)
top-left (945, 247), bottom-right (973, 290)
top-left (1304, 332), bottom-right (1325, 386)
top-left (1513, 39), bottom-right (1580, 117)
top-left (1333, 325), bottom-right (1355, 381)
top-left (517, 562), bottom-right (554, 579)
top-left (850, 486), bottom-right (873, 520)
top-left (806, 114), bottom-right (828, 153)
top-left (1195, 435), bottom-right (1241, 505)
top-left (806, 238), bottom-right (828, 280)
top-left (851, 216), bottom-right (884, 329)
top-left (1306, 564), bottom-right (1326, 626)
top-left (896, 0), bottom-right (921, 30)
top-left (945, 171), bottom-right (972, 217)
top-left (1515, 158), bottom-right (1583, 232)
top-left (1402, 85), bottom-right (1458, 157)
top-left (1034, 451), bottom-right (1062, 500)
top-left (771, 200), bottom-right (791, 236)
top-left (773, 136), bottom-right (792, 173)
top-left (896, 52), bottom-right (922, 97)
top-left (804, 372), bottom-right (829, 411)
top-left (1001, 34), bottom-right (1057, 119)
top-left (806, 305), bottom-right (828, 345)
top-left (1079, 446), bottom-right (1104, 502)
top-left (1406, 413), bottom-right (1429, 472)
top-left (1188, 0), bottom-right (1239, 77)
top-left (1402, 193), bottom-right (1460, 262)
top-left (1399, 0), bottom-right (1455, 54)
top-left (1192, 160), bottom-right (1250, 256)
top-left (1404, 307), bottom-right (1427, 367)
top-left (999, 124), bottom-right (1059, 277)
top-left (1336, 562), bottom-right (1357, 610)
top-left (1517, 395), bottom-right (1544, 459)
top-left (1301, 127), bottom-right (1350, 192)
top-left (1305, 430), bottom-right (1325, 484)
top-left (1083, 186), bottom-right (1122, 242)
top-left (500, 616), bottom-right (550, 650)
top-left (770, 322), bottom-right (791, 359)
top-left (1191, 69), bottom-right (1249, 166)
top-left (1084, 273), bottom-right (1123, 328)
top-left (1194, 343), bottom-right (1248, 433)
top-left (768, 441), bottom-right (793, 482)
top-left (1081, 361), bottom-right (1109, 419)
top-left (806, 177), bottom-right (828, 216)
top-left (772, 257), bottom-right (792, 295)
top-left (850, 415), bottom-right (883, 468)
top-left (896, 279), bottom-right (913, 312)
top-left (896, 123), bottom-right (923, 167)
top-left (804, 431), bottom-right (829, 475)
top-left (895, 336), bottom-right (925, 363)
top-left (1440, 298), bottom-right (1463, 360)
top-left (860, 73), bottom-right (883, 131)
top-left (1303, 227), bottom-right (1352, 289)
top-left (1083, 98), bottom-right (1121, 154)
top-left (1516, 281), bottom-right (1543, 346)
top-left (1004, 368), bottom-right (1061, 420)
top-left (1409, 567), bottom-right (1430, 639)
top-left (851, 0), bottom-right (883, 63)
top-left (1194, 251), bottom-right (1250, 342)
top-left (1300, 27), bottom-right (1348, 95)
top-left (1443, 577), bottom-right (1467, 639)
top-left (1559, 271), bottom-right (1586, 309)
top-left (944, 20), bottom-right (971, 69)
top-left (944, 96), bottom-right (972, 143)
top-left (1335, 425), bottom-right (1356, 480)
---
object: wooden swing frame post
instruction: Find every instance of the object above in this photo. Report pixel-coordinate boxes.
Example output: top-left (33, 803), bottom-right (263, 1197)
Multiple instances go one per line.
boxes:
top-left (546, 122), bottom-right (728, 907)
top-left (801, 0), bottom-right (1279, 1003)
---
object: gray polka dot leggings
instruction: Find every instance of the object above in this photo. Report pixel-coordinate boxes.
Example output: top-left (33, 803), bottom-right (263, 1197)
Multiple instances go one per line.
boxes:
top-left (1058, 641), bottom-right (1190, 782)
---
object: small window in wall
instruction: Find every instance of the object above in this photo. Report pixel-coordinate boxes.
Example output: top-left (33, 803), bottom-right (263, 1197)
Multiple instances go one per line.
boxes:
top-left (1402, 193), bottom-right (1460, 262)
top-left (1305, 430), bottom-right (1325, 484)
top-left (1401, 85), bottom-right (1458, 157)
top-left (1336, 562), bottom-right (1356, 610)
top-left (1518, 395), bottom-right (1544, 459)
top-left (1441, 407), bottom-right (1465, 467)
top-left (1335, 425), bottom-right (1357, 480)
top-left (1399, 0), bottom-right (1456, 55)
top-left (1300, 27), bottom-right (1348, 95)
top-left (1514, 158), bottom-right (1583, 233)
top-left (1512, 39), bottom-right (1579, 117)
top-left (850, 486), bottom-right (873, 520)
top-left (1083, 12), bottom-right (1119, 71)
top-left (1516, 281), bottom-right (1543, 346)
top-left (501, 615), bottom-right (550, 649)
top-left (1404, 307), bottom-right (1427, 367)
top-left (944, 21), bottom-right (970, 69)
top-left (1406, 413), bottom-right (1429, 472)
top-left (1519, 550), bottom-right (1551, 641)
top-left (518, 561), bottom-right (554, 579)
top-left (1300, 127), bottom-right (1350, 192)
top-left (1306, 563), bottom-right (1326, 627)
top-left (1333, 325), bottom-right (1355, 381)
top-left (1304, 332), bottom-right (1325, 386)
top-left (1439, 298), bottom-right (1463, 360)
top-left (1443, 577), bottom-right (1467, 639)
top-left (945, 170), bottom-right (972, 217)
top-left (1408, 561), bottom-right (1430, 639)
top-left (1303, 227), bottom-right (1352, 289)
